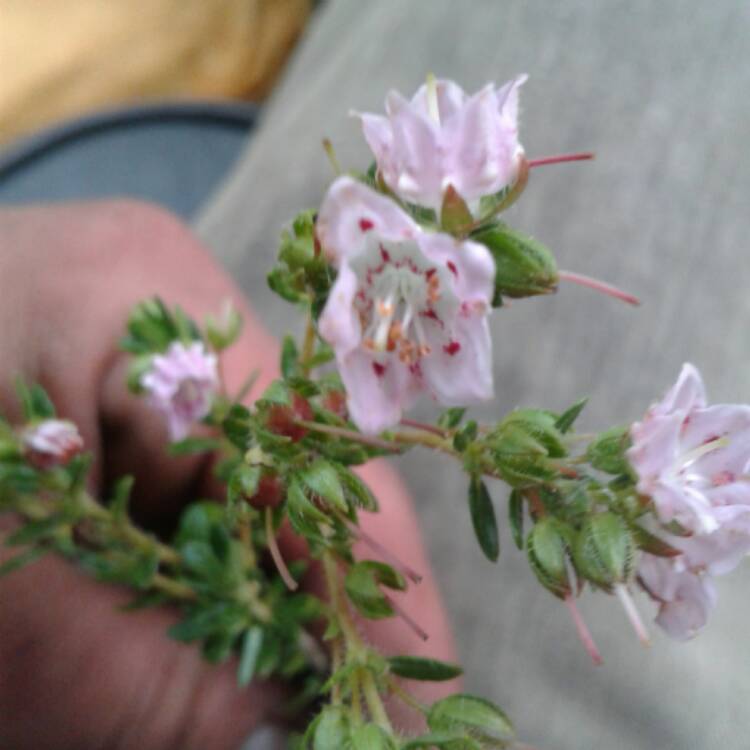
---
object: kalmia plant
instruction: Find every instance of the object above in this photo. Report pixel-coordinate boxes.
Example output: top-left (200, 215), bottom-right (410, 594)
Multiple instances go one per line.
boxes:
top-left (2, 75), bottom-right (749, 748)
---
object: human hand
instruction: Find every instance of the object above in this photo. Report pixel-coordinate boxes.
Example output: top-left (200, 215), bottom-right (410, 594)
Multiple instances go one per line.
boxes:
top-left (0, 201), bottom-right (457, 750)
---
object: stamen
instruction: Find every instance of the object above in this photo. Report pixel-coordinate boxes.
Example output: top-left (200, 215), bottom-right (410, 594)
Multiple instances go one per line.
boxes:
top-left (614, 583), bottom-right (650, 647)
top-left (564, 594), bottom-right (603, 665)
top-left (265, 507), bottom-right (298, 591)
top-left (679, 436), bottom-right (730, 472)
top-left (426, 73), bottom-right (440, 125)
top-left (558, 270), bottom-right (640, 307)
top-left (527, 152), bottom-right (595, 168)
top-left (322, 138), bottom-right (342, 175)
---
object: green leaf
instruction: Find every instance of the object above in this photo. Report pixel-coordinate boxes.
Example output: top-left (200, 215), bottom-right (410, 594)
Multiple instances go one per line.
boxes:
top-left (555, 397), bottom-right (588, 434)
top-left (468, 477), bottom-right (499, 562)
top-left (260, 380), bottom-right (291, 406)
top-left (388, 655), bottom-right (463, 682)
top-left (0, 546), bottom-right (46, 577)
top-left (427, 694), bottom-right (514, 743)
top-left (222, 404), bottom-right (252, 449)
top-left (281, 335), bottom-right (300, 379)
top-left (174, 502), bottom-right (226, 547)
top-left (16, 381), bottom-right (56, 420)
top-left (345, 560), bottom-right (406, 620)
top-left (237, 626), bottom-right (264, 687)
top-left (168, 437), bottom-right (221, 456)
top-left (350, 724), bottom-right (397, 750)
top-left (299, 459), bottom-right (346, 511)
top-left (227, 464), bottom-right (261, 506)
top-left (452, 420), bottom-right (478, 452)
top-left (586, 426), bottom-right (632, 475)
top-left (109, 475), bottom-right (134, 521)
top-left (336, 466), bottom-right (378, 512)
top-left (286, 479), bottom-right (331, 539)
top-left (508, 490), bottom-right (525, 550)
top-left (403, 735), bottom-right (481, 750)
top-left (438, 407), bottom-right (466, 430)
top-left (313, 707), bottom-right (352, 750)
top-left (573, 513), bottom-right (634, 589)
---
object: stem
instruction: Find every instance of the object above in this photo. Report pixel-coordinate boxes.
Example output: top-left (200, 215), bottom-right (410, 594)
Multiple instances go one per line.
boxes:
top-left (558, 270), bottom-right (640, 307)
top-left (399, 418), bottom-right (447, 437)
top-left (350, 669), bottom-right (363, 725)
top-left (527, 152), bottom-right (594, 168)
top-left (264, 507), bottom-right (298, 591)
top-left (152, 573), bottom-right (197, 601)
top-left (300, 315), bottom-right (317, 377)
top-left (322, 138), bottom-right (343, 176)
top-left (388, 677), bottom-right (428, 714)
top-left (234, 369), bottom-right (260, 404)
top-left (297, 421), bottom-right (402, 452)
top-left (362, 669), bottom-right (393, 732)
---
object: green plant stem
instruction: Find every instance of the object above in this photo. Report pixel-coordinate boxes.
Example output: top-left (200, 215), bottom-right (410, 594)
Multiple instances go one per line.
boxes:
top-left (300, 315), bottom-right (317, 377)
top-left (152, 572), bottom-right (197, 600)
top-left (362, 670), bottom-right (393, 732)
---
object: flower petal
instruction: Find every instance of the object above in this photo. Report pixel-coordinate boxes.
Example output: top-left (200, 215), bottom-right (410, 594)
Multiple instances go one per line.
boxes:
top-left (318, 264), bottom-right (361, 357)
top-left (648, 362), bottom-right (707, 418)
top-left (317, 177), bottom-right (419, 264)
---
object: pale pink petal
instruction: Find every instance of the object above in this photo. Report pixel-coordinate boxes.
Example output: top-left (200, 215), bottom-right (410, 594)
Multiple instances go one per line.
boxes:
top-left (337, 350), bottom-right (409, 434)
top-left (358, 112), bottom-right (393, 171)
top-left (421, 315), bottom-right (493, 405)
top-left (628, 413), bottom-right (683, 482)
top-left (316, 177), bottom-right (419, 264)
top-left (648, 362), bottom-right (707, 418)
top-left (318, 264), bottom-right (361, 357)
top-left (410, 78), bottom-right (467, 121)
top-left (681, 405), bottom-right (750, 477)
top-left (418, 233), bottom-right (495, 302)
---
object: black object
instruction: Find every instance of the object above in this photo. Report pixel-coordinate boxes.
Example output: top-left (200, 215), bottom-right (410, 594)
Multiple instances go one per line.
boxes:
top-left (0, 100), bottom-right (259, 219)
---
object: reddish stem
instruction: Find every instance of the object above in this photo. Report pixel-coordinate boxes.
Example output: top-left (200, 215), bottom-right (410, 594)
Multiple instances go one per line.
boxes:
top-left (399, 418), bottom-right (447, 437)
top-left (384, 594), bottom-right (429, 641)
top-left (265, 507), bottom-right (298, 591)
top-left (558, 270), bottom-right (640, 307)
top-left (527, 152), bottom-right (595, 168)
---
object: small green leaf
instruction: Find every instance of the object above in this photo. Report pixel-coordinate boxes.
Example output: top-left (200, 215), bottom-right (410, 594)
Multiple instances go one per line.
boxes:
top-left (438, 407), bottom-right (466, 430)
top-left (427, 694), bottom-right (514, 743)
top-left (468, 477), bottom-right (500, 562)
top-left (16, 382), bottom-right (56, 420)
top-left (586, 426), bottom-right (632, 475)
top-left (237, 626), bottom-right (264, 686)
top-left (453, 420), bottom-right (478, 452)
top-left (0, 547), bottom-right (46, 577)
top-left (281, 335), bottom-right (300, 379)
top-left (260, 380), bottom-right (291, 406)
top-left (109, 475), bottom-right (134, 521)
top-left (299, 459), bottom-right (347, 511)
top-left (555, 397), bottom-right (588, 434)
top-left (336, 466), bottom-right (379, 512)
top-left (313, 707), bottom-right (352, 750)
top-left (168, 437), bottom-right (221, 455)
top-left (388, 655), bottom-right (463, 682)
top-left (350, 724), bottom-right (397, 750)
top-left (508, 489), bottom-right (525, 550)
top-left (227, 464), bottom-right (261, 506)
top-left (345, 560), bottom-right (406, 620)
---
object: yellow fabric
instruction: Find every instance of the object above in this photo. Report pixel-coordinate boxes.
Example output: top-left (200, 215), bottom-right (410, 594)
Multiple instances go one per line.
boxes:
top-left (0, 0), bottom-right (311, 143)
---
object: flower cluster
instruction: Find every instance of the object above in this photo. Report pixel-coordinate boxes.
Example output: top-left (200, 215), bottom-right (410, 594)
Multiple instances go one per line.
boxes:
top-left (628, 364), bottom-right (750, 639)
top-left (22, 419), bottom-right (83, 469)
top-left (318, 76), bottom-right (528, 433)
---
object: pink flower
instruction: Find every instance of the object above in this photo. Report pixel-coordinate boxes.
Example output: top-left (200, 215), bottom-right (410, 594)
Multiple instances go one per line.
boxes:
top-left (141, 341), bottom-right (219, 441)
top-left (23, 419), bottom-right (83, 468)
top-left (316, 177), bottom-right (495, 434)
top-left (356, 76), bottom-right (526, 214)
top-left (638, 553), bottom-right (717, 641)
top-left (627, 363), bottom-right (750, 535)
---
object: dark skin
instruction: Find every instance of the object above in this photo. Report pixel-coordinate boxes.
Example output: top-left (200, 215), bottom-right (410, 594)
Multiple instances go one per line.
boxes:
top-left (0, 201), bottom-right (459, 750)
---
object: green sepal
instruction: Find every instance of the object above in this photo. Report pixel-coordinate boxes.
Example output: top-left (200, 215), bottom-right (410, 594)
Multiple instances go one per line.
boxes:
top-left (438, 407), bottom-right (467, 430)
top-left (526, 518), bottom-right (574, 599)
top-left (468, 477), bottom-right (500, 562)
top-left (453, 420), bottom-right (478, 452)
top-left (312, 706), bottom-right (352, 750)
top-left (586, 426), bottom-right (632, 475)
top-left (573, 512), bottom-right (635, 590)
top-left (440, 184), bottom-right (473, 234)
top-left (299, 458), bottom-right (347, 511)
top-left (388, 655), bottom-right (463, 682)
top-left (554, 397), bottom-right (588, 434)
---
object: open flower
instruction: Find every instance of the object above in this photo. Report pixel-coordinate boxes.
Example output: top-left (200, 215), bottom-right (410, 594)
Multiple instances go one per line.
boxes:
top-left (627, 363), bottom-right (750, 535)
top-left (638, 553), bottom-right (717, 640)
top-left (141, 341), bottom-right (219, 441)
top-left (317, 177), bottom-right (495, 434)
top-left (23, 419), bottom-right (83, 468)
top-left (356, 75), bottom-right (526, 214)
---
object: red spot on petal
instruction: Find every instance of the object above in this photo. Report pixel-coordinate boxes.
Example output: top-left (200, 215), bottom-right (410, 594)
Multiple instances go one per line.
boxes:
top-left (712, 470), bottom-right (736, 486)
top-left (380, 245), bottom-right (391, 263)
top-left (447, 261), bottom-right (458, 276)
top-left (421, 309), bottom-right (439, 321)
top-left (443, 341), bottom-right (461, 356)
top-left (359, 218), bottom-right (374, 232)
top-left (372, 362), bottom-right (386, 377)
top-left (425, 268), bottom-right (437, 279)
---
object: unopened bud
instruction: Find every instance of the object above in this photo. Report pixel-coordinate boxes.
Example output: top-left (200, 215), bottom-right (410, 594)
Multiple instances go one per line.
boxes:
top-left (527, 518), bottom-right (575, 599)
top-left (573, 512), bottom-right (635, 591)
top-left (205, 299), bottom-right (243, 351)
top-left (472, 221), bottom-right (558, 305)
top-left (266, 393), bottom-right (314, 442)
top-left (23, 419), bottom-right (83, 469)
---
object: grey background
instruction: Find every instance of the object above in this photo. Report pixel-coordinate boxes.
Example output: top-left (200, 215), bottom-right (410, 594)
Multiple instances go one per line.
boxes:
top-left (199, 2), bottom-right (750, 749)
